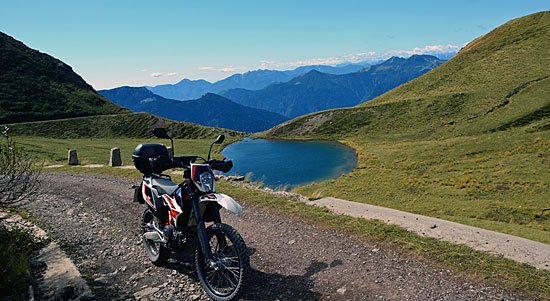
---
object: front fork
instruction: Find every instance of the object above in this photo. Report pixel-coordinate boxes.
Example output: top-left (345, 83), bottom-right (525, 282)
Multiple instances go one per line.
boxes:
top-left (191, 198), bottom-right (222, 265)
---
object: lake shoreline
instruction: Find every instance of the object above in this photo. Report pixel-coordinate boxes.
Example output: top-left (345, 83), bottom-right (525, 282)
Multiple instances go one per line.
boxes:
top-left (220, 138), bottom-right (358, 190)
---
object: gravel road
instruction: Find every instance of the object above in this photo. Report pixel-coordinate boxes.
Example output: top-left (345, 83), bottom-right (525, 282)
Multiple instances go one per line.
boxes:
top-left (21, 173), bottom-right (535, 300)
top-left (310, 197), bottom-right (550, 270)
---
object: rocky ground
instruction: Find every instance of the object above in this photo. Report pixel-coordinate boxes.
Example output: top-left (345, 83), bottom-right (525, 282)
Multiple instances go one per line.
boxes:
top-left (19, 173), bottom-right (536, 300)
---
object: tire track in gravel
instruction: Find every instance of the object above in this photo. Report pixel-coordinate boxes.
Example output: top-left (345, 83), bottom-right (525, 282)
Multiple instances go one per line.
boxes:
top-left (21, 173), bottom-right (535, 300)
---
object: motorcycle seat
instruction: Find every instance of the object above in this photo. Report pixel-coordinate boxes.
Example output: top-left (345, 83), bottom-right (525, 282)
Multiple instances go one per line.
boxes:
top-left (151, 176), bottom-right (179, 196)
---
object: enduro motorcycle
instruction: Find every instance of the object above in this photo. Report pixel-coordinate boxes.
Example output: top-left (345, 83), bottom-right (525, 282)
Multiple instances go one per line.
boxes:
top-left (132, 128), bottom-right (249, 301)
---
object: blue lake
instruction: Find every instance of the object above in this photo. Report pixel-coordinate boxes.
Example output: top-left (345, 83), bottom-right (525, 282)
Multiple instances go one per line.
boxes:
top-left (220, 138), bottom-right (357, 190)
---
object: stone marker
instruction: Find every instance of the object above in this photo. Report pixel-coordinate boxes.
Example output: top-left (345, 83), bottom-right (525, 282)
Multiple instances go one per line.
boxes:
top-left (167, 146), bottom-right (174, 159)
top-left (109, 147), bottom-right (122, 167)
top-left (68, 150), bottom-right (78, 165)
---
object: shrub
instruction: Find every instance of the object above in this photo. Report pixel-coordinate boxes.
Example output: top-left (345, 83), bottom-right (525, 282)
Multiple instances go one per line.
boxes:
top-left (0, 227), bottom-right (35, 299)
top-left (0, 126), bottom-right (41, 205)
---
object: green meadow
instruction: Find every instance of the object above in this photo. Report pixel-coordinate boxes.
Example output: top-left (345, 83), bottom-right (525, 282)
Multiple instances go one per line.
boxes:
top-left (16, 127), bottom-right (550, 245)
top-left (16, 136), bottom-right (233, 167)
top-left (294, 129), bottom-right (550, 244)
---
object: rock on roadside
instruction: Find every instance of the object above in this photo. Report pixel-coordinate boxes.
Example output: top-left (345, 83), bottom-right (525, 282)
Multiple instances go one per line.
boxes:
top-left (1, 210), bottom-right (94, 300)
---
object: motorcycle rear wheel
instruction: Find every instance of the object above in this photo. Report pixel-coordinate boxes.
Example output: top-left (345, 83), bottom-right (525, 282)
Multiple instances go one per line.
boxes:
top-left (141, 209), bottom-right (169, 266)
top-left (195, 223), bottom-right (249, 301)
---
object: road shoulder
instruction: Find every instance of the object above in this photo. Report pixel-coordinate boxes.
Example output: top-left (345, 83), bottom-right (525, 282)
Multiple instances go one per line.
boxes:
top-left (309, 197), bottom-right (550, 270)
top-left (1, 210), bottom-right (93, 300)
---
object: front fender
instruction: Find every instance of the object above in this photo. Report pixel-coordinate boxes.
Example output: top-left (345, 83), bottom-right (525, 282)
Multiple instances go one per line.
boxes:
top-left (199, 193), bottom-right (243, 214)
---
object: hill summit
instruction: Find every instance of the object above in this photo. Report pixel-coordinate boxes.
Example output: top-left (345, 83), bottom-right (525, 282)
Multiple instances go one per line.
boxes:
top-left (0, 32), bottom-right (128, 124)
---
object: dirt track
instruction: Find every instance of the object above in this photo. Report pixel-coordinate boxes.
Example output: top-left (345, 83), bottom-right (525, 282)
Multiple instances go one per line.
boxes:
top-left (309, 197), bottom-right (550, 270)
top-left (21, 173), bottom-right (535, 300)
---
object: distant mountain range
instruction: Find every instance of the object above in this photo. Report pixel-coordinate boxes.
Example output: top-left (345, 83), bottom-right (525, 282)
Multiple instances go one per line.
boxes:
top-left (98, 87), bottom-right (288, 132)
top-left (108, 55), bottom-right (446, 127)
top-left (0, 32), bottom-right (128, 124)
top-left (221, 55), bottom-right (445, 118)
top-left (147, 63), bottom-right (376, 101)
top-left (146, 52), bottom-right (455, 102)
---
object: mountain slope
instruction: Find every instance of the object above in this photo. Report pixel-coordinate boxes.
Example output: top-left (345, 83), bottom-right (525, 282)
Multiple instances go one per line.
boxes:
top-left (268, 11), bottom-right (550, 138)
top-left (262, 12), bottom-right (550, 247)
top-left (98, 87), bottom-right (288, 132)
top-left (0, 32), bottom-right (128, 124)
top-left (222, 55), bottom-right (444, 118)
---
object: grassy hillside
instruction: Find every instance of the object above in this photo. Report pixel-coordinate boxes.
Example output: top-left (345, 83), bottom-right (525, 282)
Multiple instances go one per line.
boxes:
top-left (0, 32), bottom-right (129, 124)
top-left (268, 11), bottom-right (550, 139)
top-left (4, 112), bottom-right (242, 139)
top-left (264, 12), bottom-right (550, 243)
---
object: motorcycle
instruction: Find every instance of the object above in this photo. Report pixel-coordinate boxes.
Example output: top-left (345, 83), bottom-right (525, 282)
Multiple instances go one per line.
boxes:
top-left (132, 128), bottom-right (249, 300)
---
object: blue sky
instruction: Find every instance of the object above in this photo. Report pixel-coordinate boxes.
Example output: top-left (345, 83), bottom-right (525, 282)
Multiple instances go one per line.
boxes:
top-left (1, 1), bottom-right (548, 89)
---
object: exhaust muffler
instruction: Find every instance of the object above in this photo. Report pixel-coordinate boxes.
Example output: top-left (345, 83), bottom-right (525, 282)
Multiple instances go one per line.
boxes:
top-left (143, 223), bottom-right (168, 243)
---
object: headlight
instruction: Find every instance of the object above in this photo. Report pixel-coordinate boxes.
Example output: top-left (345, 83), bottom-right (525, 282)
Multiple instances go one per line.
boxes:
top-left (200, 172), bottom-right (214, 192)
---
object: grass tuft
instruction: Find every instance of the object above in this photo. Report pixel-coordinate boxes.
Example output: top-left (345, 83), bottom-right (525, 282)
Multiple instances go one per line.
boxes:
top-left (0, 226), bottom-right (35, 300)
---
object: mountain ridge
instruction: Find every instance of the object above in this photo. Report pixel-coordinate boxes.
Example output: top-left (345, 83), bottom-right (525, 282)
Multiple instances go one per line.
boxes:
top-left (146, 52), bottom-right (455, 102)
top-left (98, 87), bottom-right (288, 132)
top-left (222, 55), bottom-right (445, 118)
top-left (146, 63), bottom-right (373, 101)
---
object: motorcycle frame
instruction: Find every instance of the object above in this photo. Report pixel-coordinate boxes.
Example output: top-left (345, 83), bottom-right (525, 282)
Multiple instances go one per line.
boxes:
top-left (141, 173), bottom-right (232, 262)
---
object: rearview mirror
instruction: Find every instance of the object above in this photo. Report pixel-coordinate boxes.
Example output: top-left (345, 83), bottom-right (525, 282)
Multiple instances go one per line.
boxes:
top-left (214, 134), bottom-right (225, 144)
top-left (153, 128), bottom-right (170, 139)
top-left (208, 134), bottom-right (225, 160)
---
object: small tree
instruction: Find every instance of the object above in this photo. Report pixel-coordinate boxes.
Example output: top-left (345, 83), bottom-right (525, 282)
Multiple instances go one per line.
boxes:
top-left (0, 126), bottom-right (41, 205)
top-left (0, 127), bottom-right (41, 300)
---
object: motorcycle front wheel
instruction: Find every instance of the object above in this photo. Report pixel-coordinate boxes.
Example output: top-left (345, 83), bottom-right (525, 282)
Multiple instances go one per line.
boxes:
top-left (195, 223), bottom-right (249, 301)
top-left (141, 209), bottom-right (169, 266)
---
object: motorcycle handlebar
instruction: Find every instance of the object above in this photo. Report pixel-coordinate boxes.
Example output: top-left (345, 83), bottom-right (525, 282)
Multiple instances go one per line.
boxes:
top-left (208, 159), bottom-right (233, 173)
top-left (172, 156), bottom-right (197, 168)
top-left (150, 156), bottom-right (232, 173)
top-left (172, 156), bottom-right (233, 172)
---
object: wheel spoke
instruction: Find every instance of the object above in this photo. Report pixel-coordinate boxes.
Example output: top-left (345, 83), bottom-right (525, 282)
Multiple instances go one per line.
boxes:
top-left (219, 241), bottom-right (228, 254)
top-left (206, 269), bottom-right (216, 281)
top-left (223, 265), bottom-right (240, 283)
top-left (221, 268), bottom-right (237, 288)
top-left (216, 270), bottom-right (223, 291)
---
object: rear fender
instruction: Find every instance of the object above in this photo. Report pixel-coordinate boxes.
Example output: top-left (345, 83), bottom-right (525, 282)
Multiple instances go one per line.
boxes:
top-left (199, 193), bottom-right (242, 214)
